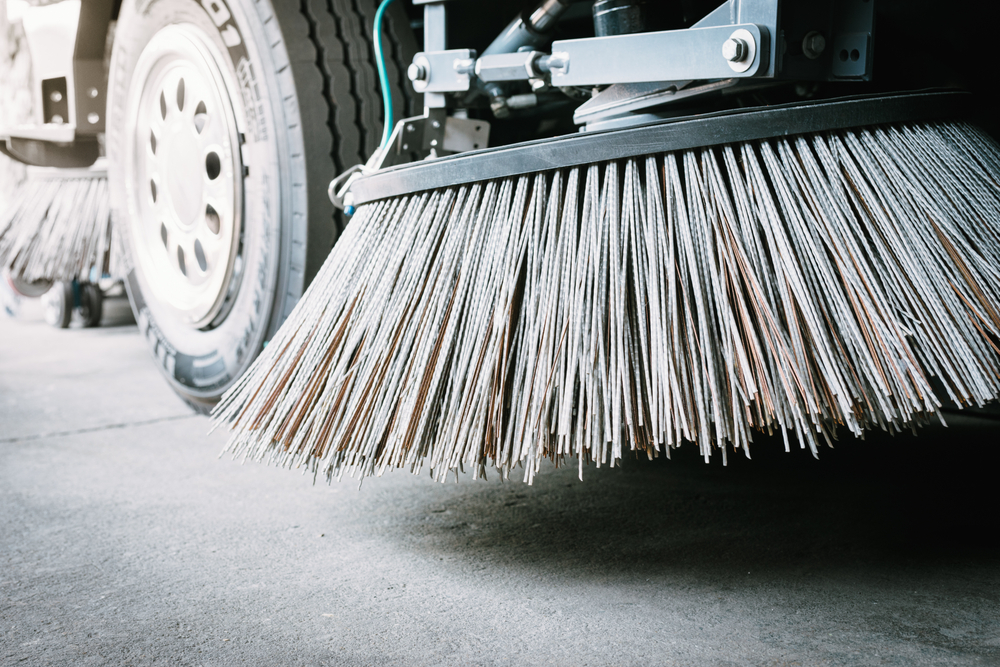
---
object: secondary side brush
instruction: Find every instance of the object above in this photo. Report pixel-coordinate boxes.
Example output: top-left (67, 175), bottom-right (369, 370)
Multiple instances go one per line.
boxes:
top-left (0, 161), bottom-right (123, 288)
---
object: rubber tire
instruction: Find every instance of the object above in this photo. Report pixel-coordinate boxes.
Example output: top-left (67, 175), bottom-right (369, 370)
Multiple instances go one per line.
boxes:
top-left (106, 0), bottom-right (416, 413)
top-left (79, 283), bottom-right (104, 328)
top-left (6, 273), bottom-right (53, 299)
top-left (43, 282), bottom-right (73, 329)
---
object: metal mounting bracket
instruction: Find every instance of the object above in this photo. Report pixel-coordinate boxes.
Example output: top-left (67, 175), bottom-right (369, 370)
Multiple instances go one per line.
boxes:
top-left (329, 112), bottom-right (491, 211)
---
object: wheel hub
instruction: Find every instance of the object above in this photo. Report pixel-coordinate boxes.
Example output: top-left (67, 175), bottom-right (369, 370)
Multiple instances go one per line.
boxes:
top-left (162, 117), bottom-right (203, 225)
top-left (125, 25), bottom-right (243, 328)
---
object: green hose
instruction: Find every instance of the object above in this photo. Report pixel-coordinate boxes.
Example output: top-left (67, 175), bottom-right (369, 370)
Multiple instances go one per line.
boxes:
top-left (374, 0), bottom-right (400, 150)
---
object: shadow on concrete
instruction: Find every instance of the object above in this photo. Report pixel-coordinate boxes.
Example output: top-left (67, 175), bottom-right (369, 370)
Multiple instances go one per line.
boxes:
top-left (391, 413), bottom-right (1000, 579)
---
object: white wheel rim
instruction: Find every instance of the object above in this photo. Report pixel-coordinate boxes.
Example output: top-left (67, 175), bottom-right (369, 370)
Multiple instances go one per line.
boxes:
top-left (125, 24), bottom-right (243, 328)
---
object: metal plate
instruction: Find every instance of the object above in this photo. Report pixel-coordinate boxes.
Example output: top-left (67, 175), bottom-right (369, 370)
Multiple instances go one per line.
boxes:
top-left (350, 91), bottom-right (972, 206)
top-left (548, 23), bottom-right (765, 87)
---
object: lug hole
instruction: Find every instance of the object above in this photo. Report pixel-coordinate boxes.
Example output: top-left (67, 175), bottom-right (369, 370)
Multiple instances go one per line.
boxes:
top-left (150, 131), bottom-right (157, 155)
top-left (850, 49), bottom-right (860, 62)
top-left (150, 179), bottom-right (157, 203)
top-left (177, 78), bottom-right (185, 112)
top-left (194, 239), bottom-right (208, 272)
top-left (206, 152), bottom-right (221, 180)
top-left (205, 204), bottom-right (221, 235)
top-left (194, 101), bottom-right (207, 134)
top-left (159, 92), bottom-right (167, 120)
top-left (177, 246), bottom-right (187, 276)
top-left (160, 222), bottom-right (168, 248)
top-left (839, 49), bottom-right (849, 62)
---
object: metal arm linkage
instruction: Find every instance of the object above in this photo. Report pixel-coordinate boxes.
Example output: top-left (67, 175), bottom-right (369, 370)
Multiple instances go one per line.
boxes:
top-left (330, 0), bottom-right (875, 210)
top-left (408, 0), bottom-right (873, 124)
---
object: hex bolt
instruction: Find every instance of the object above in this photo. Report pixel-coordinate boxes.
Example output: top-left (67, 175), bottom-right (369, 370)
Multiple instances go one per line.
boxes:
top-left (407, 63), bottom-right (427, 82)
top-left (722, 38), bottom-right (747, 63)
top-left (802, 31), bottom-right (826, 60)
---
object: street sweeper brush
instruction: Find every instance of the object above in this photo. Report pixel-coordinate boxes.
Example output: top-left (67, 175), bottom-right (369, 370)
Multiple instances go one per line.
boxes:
top-left (212, 91), bottom-right (1000, 483)
top-left (0, 160), bottom-right (123, 285)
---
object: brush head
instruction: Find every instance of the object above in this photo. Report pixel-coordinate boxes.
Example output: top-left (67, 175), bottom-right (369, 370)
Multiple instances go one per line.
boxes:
top-left (214, 95), bottom-right (1000, 484)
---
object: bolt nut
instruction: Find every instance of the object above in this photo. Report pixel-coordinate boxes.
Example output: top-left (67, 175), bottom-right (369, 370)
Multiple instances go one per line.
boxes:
top-left (87, 112), bottom-right (100, 124)
top-left (407, 63), bottom-right (427, 82)
top-left (724, 28), bottom-right (756, 73)
top-left (802, 31), bottom-right (826, 60)
top-left (722, 38), bottom-right (747, 63)
top-left (50, 91), bottom-right (63, 103)
top-left (88, 87), bottom-right (100, 99)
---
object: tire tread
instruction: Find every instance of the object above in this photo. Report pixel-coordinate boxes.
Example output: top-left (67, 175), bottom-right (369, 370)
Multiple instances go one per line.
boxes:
top-left (274, 0), bottom-right (413, 247)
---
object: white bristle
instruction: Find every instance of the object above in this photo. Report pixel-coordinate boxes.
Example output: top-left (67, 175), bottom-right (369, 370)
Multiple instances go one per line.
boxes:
top-left (212, 121), bottom-right (1000, 483)
top-left (0, 176), bottom-right (123, 282)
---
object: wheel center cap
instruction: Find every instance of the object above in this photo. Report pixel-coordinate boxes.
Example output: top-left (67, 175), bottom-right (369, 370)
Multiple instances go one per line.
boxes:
top-left (164, 121), bottom-right (202, 226)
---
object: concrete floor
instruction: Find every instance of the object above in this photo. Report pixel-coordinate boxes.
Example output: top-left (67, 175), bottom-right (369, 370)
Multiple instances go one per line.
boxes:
top-left (2, 292), bottom-right (999, 666)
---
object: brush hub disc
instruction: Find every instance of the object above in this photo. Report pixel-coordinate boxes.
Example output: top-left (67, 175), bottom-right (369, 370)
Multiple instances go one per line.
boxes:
top-left (350, 91), bottom-right (971, 207)
top-left (124, 24), bottom-right (243, 329)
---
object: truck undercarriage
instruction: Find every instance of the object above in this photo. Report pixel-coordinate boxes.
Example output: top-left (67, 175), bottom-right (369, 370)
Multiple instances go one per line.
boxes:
top-left (2, 0), bottom-right (998, 416)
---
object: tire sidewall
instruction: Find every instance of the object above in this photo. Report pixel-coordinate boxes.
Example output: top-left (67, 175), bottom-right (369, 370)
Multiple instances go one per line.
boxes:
top-left (107, 0), bottom-right (305, 408)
